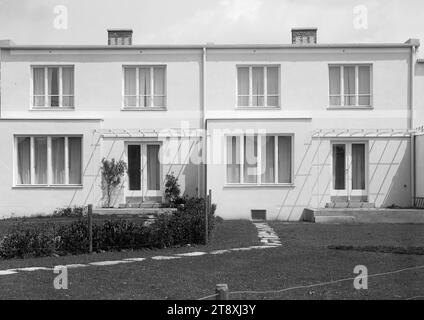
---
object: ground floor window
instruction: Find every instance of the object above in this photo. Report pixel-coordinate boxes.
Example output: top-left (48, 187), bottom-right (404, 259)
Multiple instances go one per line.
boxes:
top-left (16, 136), bottom-right (82, 186)
top-left (226, 134), bottom-right (293, 184)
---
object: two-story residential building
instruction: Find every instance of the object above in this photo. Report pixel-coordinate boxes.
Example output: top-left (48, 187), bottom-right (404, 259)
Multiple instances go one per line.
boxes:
top-left (0, 28), bottom-right (422, 220)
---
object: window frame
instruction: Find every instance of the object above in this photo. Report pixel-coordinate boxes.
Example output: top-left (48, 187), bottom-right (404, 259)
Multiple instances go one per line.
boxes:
top-left (30, 65), bottom-right (75, 109)
top-left (224, 133), bottom-right (294, 186)
top-left (236, 65), bottom-right (281, 109)
top-left (122, 65), bottom-right (167, 109)
top-left (328, 64), bottom-right (373, 108)
top-left (13, 135), bottom-right (83, 187)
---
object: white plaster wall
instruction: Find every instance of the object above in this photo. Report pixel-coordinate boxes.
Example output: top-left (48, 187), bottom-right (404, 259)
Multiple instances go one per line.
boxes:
top-left (207, 118), bottom-right (412, 220)
top-left (0, 120), bottom-right (102, 217)
top-left (205, 47), bottom-right (411, 129)
top-left (99, 136), bottom-right (202, 207)
top-left (416, 134), bottom-right (424, 198)
top-left (0, 49), bottom-right (203, 129)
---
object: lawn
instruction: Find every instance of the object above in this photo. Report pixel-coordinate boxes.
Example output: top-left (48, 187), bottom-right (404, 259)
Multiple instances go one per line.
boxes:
top-left (0, 221), bottom-right (423, 300)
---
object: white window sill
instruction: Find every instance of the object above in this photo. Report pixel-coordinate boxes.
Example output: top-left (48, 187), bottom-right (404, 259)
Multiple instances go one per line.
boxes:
top-left (13, 184), bottom-right (83, 189)
top-left (121, 107), bottom-right (167, 111)
top-left (30, 107), bottom-right (75, 111)
top-left (236, 106), bottom-right (281, 110)
top-left (224, 183), bottom-right (295, 188)
top-left (327, 106), bottom-right (373, 110)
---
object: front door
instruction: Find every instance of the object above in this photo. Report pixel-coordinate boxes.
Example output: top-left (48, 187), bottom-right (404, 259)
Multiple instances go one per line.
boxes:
top-left (331, 142), bottom-right (368, 201)
top-left (126, 143), bottom-right (162, 201)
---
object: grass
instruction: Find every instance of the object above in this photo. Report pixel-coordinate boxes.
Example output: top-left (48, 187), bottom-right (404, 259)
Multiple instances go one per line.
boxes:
top-left (0, 221), bottom-right (423, 299)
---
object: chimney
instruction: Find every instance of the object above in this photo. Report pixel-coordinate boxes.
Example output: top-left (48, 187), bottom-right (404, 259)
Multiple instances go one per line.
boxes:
top-left (291, 28), bottom-right (317, 45)
top-left (107, 29), bottom-right (133, 45)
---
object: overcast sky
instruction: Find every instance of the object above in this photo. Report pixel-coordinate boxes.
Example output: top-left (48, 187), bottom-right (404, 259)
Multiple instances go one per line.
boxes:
top-left (0, 0), bottom-right (423, 52)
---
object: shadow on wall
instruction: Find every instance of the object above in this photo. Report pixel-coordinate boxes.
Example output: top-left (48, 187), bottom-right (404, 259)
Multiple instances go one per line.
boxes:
top-left (80, 137), bottom-right (203, 207)
top-left (277, 137), bottom-right (412, 220)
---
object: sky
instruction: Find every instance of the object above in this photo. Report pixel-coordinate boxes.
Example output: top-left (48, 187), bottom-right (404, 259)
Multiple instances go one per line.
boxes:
top-left (0, 0), bottom-right (423, 51)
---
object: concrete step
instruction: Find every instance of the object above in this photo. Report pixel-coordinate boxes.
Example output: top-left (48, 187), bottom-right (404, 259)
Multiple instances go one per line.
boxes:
top-left (309, 208), bottom-right (424, 224)
top-left (314, 216), bottom-right (357, 224)
top-left (93, 208), bottom-right (177, 215)
top-left (325, 202), bottom-right (375, 209)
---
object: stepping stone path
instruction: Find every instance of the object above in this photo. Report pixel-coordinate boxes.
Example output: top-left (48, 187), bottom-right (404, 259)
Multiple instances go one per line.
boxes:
top-left (253, 221), bottom-right (282, 246)
top-left (0, 221), bottom-right (281, 277)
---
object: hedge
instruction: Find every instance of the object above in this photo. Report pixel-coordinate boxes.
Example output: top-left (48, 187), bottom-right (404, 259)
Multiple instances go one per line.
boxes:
top-left (0, 197), bottom-right (216, 259)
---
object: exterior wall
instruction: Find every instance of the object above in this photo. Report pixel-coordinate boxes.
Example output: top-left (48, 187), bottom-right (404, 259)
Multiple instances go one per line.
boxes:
top-left (416, 134), bottom-right (424, 199)
top-left (0, 119), bottom-right (102, 217)
top-left (205, 47), bottom-right (411, 130)
top-left (415, 62), bottom-right (424, 128)
top-left (0, 48), bottom-right (203, 129)
top-left (207, 119), bottom-right (412, 220)
top-left (99, 136), bottom-right (202, 208)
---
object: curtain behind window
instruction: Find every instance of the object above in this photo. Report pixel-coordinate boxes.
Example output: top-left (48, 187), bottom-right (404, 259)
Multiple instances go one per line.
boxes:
top-left (124, 68), bottom-right (137, 106)
top-left (352, 144), bottom-right (366, 190)
top-left (252, 67), bottom-right (264, 106)
top-left (261, 136), bottom-right (275, 183)
top-left (226, 136), bottom-right (240, 183)
top-left (329, 66), bottom-right (341, 105)
top-left (52, 137), bottom-right (65, 184)
top-left (139, 68), bottom-right (151, 107)
top-left (147, 145), bottom-right (160, 190)
top-left (34, 137), bottom-right (47, 184)
top-left (33, 68), bottom-right (45, 107)
top-left (267, 67), bottom-right (279, 106)
top-left (237, 67), bottom-right (249, 106)
top-left (69, 137), bottom-right (82, 184)
top-left (358, 66), bottom-right (371, 106)
top-left (62, 67), bottom-right (74, 107)
top-left (48, 67), bottom-right (59, 107)
top-left (278, 136), bottom-right (292, 183)
top-left (244, 135), bottom-right (257, 183)
top-left (344, 66), bottom-right (356, 105)
top-left (17, 137), bottom-right (31, 184)
top-left (153, 67), bottom-right (165, 107)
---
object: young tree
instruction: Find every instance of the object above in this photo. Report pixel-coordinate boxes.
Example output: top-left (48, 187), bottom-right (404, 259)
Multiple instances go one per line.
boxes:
top-left (164, 173), bottom-right (181, 207)
top-left (100, 158), bottom-right (127, 208)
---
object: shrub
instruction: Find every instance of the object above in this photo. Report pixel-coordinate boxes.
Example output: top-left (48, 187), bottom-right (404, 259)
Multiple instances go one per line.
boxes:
top-left (101, 158), bottom-right (127, 208)
top-left (53, 206), bottom-right (85, 218)
top-left (0, 223), bottom-right (57, 259)
top-left (164, 173), bottom-right (182, 207)
top-left (0, 197), bottom-right (217, 259)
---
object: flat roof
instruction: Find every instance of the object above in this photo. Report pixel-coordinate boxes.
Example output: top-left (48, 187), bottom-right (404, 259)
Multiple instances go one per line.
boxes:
top-left (0, 43), bottom-right (417, 50)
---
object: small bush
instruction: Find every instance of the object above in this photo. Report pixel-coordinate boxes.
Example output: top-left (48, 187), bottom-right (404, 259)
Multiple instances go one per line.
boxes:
top-left (164, 173), bottom-right (181, 207)
top-left (0, 197), bottom-right (217, 259)
top-left (53, 206), bottom-right (85, 218)
top-left (0, 223), bottom-right (57, 259)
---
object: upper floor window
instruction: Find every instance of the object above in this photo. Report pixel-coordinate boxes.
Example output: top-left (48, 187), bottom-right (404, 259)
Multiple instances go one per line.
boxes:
top-left (329, 65), bottom-right (372, 107)
top-left (237, 65), bottom-right (280, 108)
top-left (16, 136), bottom-right (82, 186)
top-left (32, 66), bottom-right (74, 108)
top-left (226, 134), bottom-right (292, 185)
top-left (123, 66), bottom-right (166, 108)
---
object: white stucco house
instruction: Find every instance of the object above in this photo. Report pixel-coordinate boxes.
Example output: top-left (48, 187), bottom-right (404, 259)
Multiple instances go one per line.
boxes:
top-left (0, 28), bottom-right (423, 220)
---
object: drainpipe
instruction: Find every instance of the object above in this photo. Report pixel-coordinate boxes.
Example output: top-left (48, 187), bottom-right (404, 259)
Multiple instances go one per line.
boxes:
top-left (407, 39), bottom-right (419, 207)
top-left (200, 47), bottom-right (207, 198)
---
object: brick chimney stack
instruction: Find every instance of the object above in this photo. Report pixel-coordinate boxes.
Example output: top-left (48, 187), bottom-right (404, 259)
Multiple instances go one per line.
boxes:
top-left (291, 28), bottom-right (317, 45)
top-left (107, 29), bottom-right (133, 45)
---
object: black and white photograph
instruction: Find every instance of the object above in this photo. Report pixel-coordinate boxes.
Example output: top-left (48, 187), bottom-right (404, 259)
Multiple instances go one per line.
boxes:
top-left (0, 0), bottom-right (423, 310)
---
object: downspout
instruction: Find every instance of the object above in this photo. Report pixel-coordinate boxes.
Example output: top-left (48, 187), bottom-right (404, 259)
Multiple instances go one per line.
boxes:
top-left (409, 42), bottom-right (417, 207)
top-left (201, 47), bottom-right (207, 198)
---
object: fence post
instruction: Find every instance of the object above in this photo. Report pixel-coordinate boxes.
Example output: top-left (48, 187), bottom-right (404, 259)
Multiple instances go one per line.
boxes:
top-left (205, 193), bottom-right (209, 245)
top-left (87, 204), bottom-right (93, 253)
top-left (215, 284), bottom-right (229, 300)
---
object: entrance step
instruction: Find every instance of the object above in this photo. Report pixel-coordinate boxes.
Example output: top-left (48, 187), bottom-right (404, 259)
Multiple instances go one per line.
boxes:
top-left (119, 202), bottom-right (161, 209)
top-left (325, 202), bottom-right (375, 209)
top-left (308, 208), bottom-right (424, 224)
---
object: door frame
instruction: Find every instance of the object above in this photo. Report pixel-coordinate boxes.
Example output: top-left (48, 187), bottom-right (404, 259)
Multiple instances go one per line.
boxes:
top-left (125, 141), bottom-right (163, 201)
top-left (330, 140), bottom-right (369, 200)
